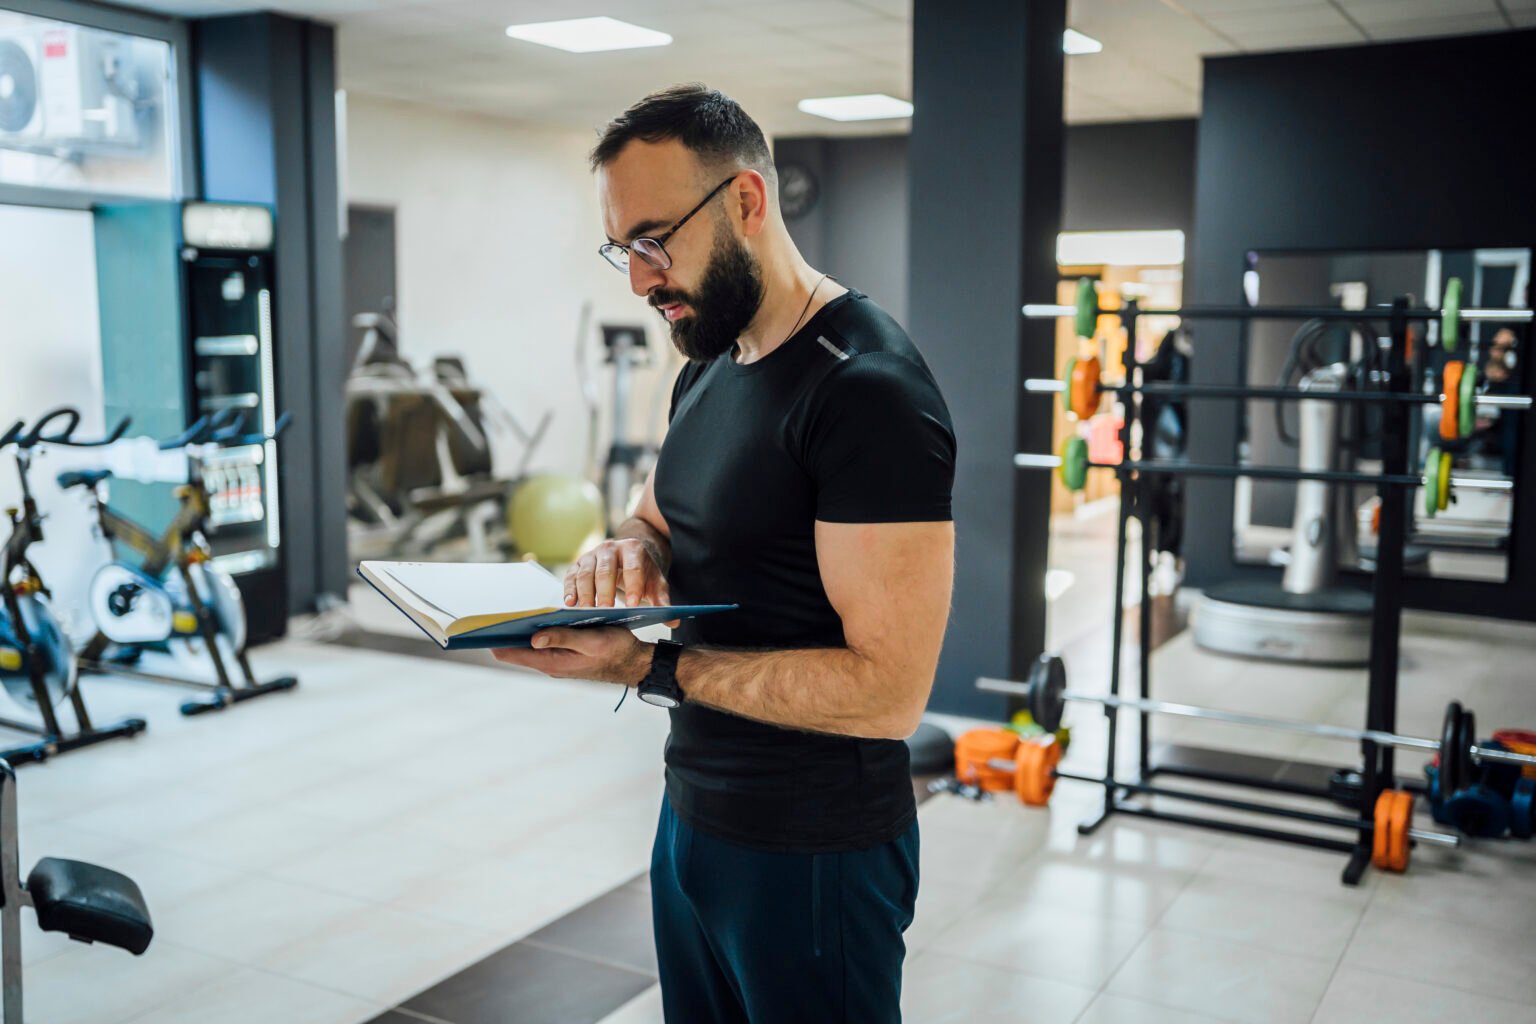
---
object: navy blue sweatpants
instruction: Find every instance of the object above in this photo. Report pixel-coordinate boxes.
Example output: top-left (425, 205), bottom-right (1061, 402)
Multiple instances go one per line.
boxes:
top-left (649, 796), bottom-right (919, 1023)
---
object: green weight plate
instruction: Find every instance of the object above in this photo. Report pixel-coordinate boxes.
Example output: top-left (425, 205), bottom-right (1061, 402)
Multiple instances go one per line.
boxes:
top-left (1442, 277), bottom-right (1462, 352)
top-left (1060, 436), bottom-right (1089, 493)
top-left (1438, 449), bottom-right (1451, 512)
top-left (1459, 362), bottom-right (1477, 439)
top-left (1062, 357), bottom-right (1077, 416)
top-left (1074, 277), bottom-right (1097, 339)
top-left (1424, 446), bottom-right (1441, 519)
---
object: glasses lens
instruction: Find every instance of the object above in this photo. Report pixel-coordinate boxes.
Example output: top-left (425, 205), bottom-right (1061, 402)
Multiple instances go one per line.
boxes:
top-left (599, 244), bottom-right (629, 273)
top-left (632, 238), bottom-right (671, 271)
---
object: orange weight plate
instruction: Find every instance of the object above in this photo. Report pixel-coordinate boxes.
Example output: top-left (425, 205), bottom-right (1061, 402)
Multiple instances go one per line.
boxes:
top-left (1069, 356), bottom-right (1102, 421)
top-left (1372, 789), bottom-right (1393, 869)
top-left (1014, 739), bottom-right (1061, 806)
top-left (954, 728), bottom-right (1020, 792)
top-left (1440, 361), bottom-right (1464, 441)
top-left (1389, 790), bottom-right (1414, 872)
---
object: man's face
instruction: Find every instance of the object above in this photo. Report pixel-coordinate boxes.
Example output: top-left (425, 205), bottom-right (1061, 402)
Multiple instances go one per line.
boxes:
top-left (597, 140), bottom-right (763, 362)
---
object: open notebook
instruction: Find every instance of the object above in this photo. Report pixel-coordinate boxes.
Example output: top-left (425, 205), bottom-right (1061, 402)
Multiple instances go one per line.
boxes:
top-left (357, 560), bottom-right (735, 650)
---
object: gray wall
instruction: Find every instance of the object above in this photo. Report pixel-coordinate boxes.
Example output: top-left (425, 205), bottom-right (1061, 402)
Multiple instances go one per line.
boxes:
top-left (779, 118), bottom-right (1197, 329)
top-left (1186, 30), bottom-right (1536, 620)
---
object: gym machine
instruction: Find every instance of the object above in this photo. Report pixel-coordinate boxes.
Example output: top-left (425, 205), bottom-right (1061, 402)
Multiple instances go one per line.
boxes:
top-left (345, 310), bottom-right (551, 560)
top-left (995, 283), bottom-right (1531, 883)
top-left (0, 412), bottom-right (147, 765)
top-left (66, 411), bottom-right (298, 716)
top-left (2, 760), bottom-right (152, 1022)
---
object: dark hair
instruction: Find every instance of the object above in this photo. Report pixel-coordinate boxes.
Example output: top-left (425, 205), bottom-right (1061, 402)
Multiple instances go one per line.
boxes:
top-left (590, 83), bottom-right (775, 185)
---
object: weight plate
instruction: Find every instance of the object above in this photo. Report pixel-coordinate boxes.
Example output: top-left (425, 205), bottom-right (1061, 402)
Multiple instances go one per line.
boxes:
top-left (1372, 789), bottom-right (1393, 869)
top-left (0, 594), bottom-right (77, 710)
top-left (1438, 449), bottom-right (1451, 512)
top-left (1492, 728), bottom-right (1536, 780)
top-left (1070, 357), bottom-right (1102, 420)
top-left (1074, 277), bottom-right (1097, 339)
top-left (1510, 778), bottom-right (1535, 840)
top-left (1457, 708), bottom-right (1477, 807)
top-left (1028, 653), bottom-right (1067, 733)
top-left (1459, 362), bottom-right (1477, 439)
top-left (953, 728), bottom-right (1019, 793)
top-left (1014, 738), bottom-right (1060, 806)
top-left (1062, 357), bottom-right (1077, 416)
top-left (1060, 436), bottom-right (1089, 493)
top-left (1423, 447), bottom-right (1441, 519)
top-left (1440, 702), bottom-right (1464, 799)
top-left (1442, 277), bottom-right (1462, 352)
top-left (1439, 361), bottom-right (1463, 441)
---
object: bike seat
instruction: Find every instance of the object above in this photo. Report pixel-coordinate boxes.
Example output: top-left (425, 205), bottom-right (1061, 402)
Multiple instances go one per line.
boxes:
top-left (56, 469), bottom-right (114, 491)
top-left (26, 857), bottom-right (153, 955)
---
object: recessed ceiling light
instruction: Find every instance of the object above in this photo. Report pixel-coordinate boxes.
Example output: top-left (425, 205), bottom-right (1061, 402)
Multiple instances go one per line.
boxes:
top-left (1063, 29), bottom-right (1103, 55)
top-left (797, 94), bottom-right (913, 122)
top-left (505, 16), bottom-right (672, 53)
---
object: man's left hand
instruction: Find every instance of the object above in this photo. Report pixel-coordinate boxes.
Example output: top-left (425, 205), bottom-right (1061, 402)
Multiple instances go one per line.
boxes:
top-left (490, 627), bottom-right (650, 686)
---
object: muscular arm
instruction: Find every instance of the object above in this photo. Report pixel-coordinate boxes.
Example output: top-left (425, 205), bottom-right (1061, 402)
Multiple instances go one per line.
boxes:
top-left (673, 519), bottom-right (954, 741)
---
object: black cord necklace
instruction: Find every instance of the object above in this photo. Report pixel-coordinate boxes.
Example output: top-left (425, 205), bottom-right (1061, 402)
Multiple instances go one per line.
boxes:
top-left (780, 273), bottom-right (831, 346)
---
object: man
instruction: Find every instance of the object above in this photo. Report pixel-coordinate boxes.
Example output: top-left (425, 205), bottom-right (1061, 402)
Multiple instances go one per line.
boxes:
top-left (493, 84), bottom-right (955, 1023)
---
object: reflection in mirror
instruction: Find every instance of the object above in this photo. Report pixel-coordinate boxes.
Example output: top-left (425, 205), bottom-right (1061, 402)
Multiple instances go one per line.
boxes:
top-left (1234, 248), bottom-right (1529, 585)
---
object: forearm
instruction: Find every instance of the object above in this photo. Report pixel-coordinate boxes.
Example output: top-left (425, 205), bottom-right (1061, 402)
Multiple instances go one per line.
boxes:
top-left (674, 645), bottom-right (921, 741)
top-left (615, 516), bottom-right (671, 573)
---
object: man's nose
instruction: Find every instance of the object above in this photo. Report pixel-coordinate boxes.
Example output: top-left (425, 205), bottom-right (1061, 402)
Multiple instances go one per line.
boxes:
top-left (629, 257), bottom-right (665, 297)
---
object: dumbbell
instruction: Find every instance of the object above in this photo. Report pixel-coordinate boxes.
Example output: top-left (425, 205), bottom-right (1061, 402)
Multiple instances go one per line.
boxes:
top-left (953, 727), bottom-right (1061, 806)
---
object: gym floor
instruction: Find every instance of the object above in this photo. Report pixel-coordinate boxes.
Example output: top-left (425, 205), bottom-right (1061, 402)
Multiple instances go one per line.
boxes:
top-left (9, 500), bottom-right (1536, 1024)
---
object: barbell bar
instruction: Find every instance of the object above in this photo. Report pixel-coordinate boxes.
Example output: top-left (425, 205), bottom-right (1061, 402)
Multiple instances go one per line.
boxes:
top-left (1022, 377), bottom-right (1532, 412)
top-left (976, 666), bottom-right (1536, 772)
top-left (972, 748), bottom-right (1461, 849)
top-left (1012, 451), bottom-right (1515, 493)
top-left (1021, 303), bottom-right (1533, 323)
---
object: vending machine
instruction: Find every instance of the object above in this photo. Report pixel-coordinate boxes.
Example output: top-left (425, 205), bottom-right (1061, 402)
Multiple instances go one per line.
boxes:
top-left (94, 200), bottom-right (288, 642)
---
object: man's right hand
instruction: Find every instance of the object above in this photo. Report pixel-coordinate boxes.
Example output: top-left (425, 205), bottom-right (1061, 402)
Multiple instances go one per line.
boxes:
top-left (565, 537), bottom-right (672, 609)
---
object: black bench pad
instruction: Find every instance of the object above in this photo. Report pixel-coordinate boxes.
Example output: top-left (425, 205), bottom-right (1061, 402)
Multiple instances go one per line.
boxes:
top-left (27, 857), bottom-right (153, 955)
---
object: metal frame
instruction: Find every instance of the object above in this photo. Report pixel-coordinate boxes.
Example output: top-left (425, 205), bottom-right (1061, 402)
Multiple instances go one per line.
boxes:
top-left (1024, 295), bottom-right (1473, 883)
top-left (0, 0), bottom-right (199, 209)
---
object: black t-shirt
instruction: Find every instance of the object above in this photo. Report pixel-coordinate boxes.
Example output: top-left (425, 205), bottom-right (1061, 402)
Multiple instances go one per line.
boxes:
top-left (652, 289), bottom-right (956, 851)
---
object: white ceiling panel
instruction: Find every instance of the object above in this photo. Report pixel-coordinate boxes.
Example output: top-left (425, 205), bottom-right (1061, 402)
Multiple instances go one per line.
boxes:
top-left (109, 0), bottom-right (1523, 131)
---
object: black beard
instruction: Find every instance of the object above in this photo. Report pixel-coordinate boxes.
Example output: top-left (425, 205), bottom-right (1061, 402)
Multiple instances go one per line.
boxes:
top-left (650, 226), bottom-right (764, 362)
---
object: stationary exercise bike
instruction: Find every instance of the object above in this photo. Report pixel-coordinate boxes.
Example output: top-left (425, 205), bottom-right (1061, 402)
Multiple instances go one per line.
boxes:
top-left (0, 410), bottom-right (147, 764)
top-left (65, 410), bottom-right (298, 716)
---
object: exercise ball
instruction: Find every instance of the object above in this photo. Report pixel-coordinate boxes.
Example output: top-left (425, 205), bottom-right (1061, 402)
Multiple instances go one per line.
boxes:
top-left (508, 474), bottom-right (605, 565)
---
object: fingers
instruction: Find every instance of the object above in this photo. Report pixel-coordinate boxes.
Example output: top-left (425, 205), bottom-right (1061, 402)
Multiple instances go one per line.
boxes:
top-left (594, 547), bottom-right (618, 607)
top-left (621, 543), bottom-right (646, 608)
top-left (574, 554), bottom-right (596, 607)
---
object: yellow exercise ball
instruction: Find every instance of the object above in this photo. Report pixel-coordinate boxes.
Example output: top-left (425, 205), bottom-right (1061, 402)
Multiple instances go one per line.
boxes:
top-left (508, 474), bottom-right (605, 565)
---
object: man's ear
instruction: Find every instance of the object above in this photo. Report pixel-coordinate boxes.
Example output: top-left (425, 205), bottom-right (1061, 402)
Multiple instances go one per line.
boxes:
top-left (732, 169), bottom-right (772, 239)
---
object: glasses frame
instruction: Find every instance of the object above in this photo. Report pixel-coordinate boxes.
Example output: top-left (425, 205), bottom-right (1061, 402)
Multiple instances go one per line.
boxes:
top-left (599, 175), bottom-right (737, 274)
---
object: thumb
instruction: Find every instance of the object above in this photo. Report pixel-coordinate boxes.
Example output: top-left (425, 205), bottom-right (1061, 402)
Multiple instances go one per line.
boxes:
top-left (531, 627), bottom-right (589, 651)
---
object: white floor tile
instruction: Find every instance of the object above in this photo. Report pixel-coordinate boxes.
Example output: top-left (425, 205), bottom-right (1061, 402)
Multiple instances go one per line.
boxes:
top-left (993, 855), bottom-right (1194, 928)
top-left (597, 984), bottom-right (666, 1024)
top-left (1312, 965), bottom-right (1536, 1024)
top-left (24, 940), bottom-right (230, 1024)
top-left (120, 965), bottom-right (381, 1024)
top-left (151, 874), bottom-right (371, 964)
top-left (900, 952), bottom-right (1095, 1024)
top-left (1158, 874), bottom-right (1364, 960)
top-left (930, 899), bottom-right (1149, 989)
top-left (254, 904), bottom-right (504, 1005)
top-left (1076, 992), bottom-right (1229, 1024)
top-left (1196, 835), bottom-right (1377, 902)
top-left (1106, 927), bottom-right (1337, 1024)
top-left (1342, 902), bottom-right (1536, 1005)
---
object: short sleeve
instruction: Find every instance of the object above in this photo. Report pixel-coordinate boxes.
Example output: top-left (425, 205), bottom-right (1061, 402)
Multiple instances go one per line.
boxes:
top-left (801, 354), bottom-right (956, 523)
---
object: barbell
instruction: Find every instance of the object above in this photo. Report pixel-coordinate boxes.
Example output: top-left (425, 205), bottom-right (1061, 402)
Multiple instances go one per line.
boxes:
top-left (1034, 275), bottom-right (1532, 345)
top-left (979, 655), bottom-right (1536, 776)
top-left (951, 727), bottom-right (1455, 872)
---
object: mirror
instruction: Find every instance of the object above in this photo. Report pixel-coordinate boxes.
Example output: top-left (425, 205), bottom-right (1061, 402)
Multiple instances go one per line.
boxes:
top-left (1233, 248), bottom-right (1529, 584)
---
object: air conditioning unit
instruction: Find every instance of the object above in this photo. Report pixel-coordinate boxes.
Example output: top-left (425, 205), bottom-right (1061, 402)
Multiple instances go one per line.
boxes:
top-left (0, 35), bottom-right (42, 139)
top-left (0, 23), bottom-right (142, 149)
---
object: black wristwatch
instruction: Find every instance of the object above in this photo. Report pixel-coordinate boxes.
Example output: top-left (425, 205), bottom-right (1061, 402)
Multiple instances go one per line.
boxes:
top-left (637, 639), bottom-right (686, 708)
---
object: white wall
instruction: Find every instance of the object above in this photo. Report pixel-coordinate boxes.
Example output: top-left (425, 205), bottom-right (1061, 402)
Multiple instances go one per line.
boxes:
top-left (345, 94), bottom-right (677, 481)
top-left (0, 203), bottom-right (115, 637)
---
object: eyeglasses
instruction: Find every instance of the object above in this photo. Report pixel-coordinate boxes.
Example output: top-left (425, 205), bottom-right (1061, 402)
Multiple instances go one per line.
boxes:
top-left (599, 176), bottom-right (736, 274)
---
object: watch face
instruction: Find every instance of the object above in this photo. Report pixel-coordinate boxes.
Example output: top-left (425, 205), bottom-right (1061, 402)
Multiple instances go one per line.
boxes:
top-left (639, 689), bottom-right (680, 709)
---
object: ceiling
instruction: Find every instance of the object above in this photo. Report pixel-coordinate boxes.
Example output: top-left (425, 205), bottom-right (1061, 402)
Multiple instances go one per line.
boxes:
top-left (122, 0), bottom-right (1534, 133)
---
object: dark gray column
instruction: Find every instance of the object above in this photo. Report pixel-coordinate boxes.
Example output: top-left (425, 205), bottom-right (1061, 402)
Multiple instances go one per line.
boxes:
top-left (195, 12), bottom-right (350, 611)
top-left (908, 0), bottom-right (1065, 717)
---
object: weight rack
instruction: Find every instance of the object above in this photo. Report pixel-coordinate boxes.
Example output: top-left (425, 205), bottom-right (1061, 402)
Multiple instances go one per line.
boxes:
top-left (1018, 294), bottom-right (1532, 884)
